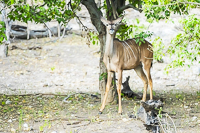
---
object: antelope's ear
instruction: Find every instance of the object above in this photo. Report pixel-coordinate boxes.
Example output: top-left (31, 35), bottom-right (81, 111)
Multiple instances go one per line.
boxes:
top-left (100, 17), bottom-right (109, 26)
top-left (113, 16), bottom-right (124, 25)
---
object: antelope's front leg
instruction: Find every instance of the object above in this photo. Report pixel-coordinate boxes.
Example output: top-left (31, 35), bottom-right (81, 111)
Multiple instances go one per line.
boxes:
top-left (117, 70), bottom-right (122, 114)
top-left (99, 71), bottom-right (112, 113)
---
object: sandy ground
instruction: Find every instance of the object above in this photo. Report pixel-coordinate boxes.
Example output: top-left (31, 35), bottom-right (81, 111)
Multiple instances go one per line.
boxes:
top-left (0, 34), bottom-right (200, 132)
top-left (0, 35), bottom-right (199, 96)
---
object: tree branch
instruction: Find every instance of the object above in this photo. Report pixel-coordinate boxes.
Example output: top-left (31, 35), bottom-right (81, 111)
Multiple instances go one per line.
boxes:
top-left (110, 0), bottom-right (118, 19)
top-left (119, 4), bottom-right (142, 12)
top-left (81, 0), bottom-right (105, 35)
top-left (43, 22), bottom-right (55, 37)
top-left (180, 1), bottom-right (200, 5)
top-left (74, 13), bottom-right (88, 30)
top-left (152, 1), bottom-right (200, 7)
top-left (106, 0), bottom-right (111, 10)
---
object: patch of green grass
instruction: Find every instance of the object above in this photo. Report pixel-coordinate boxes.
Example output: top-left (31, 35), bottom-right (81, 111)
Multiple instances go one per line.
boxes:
top-left (0, 91), bottom-right (200, 132)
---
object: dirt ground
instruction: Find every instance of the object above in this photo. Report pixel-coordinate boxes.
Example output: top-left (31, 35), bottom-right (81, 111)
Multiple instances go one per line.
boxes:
top-left (0, 35), bottom-right (200, 133)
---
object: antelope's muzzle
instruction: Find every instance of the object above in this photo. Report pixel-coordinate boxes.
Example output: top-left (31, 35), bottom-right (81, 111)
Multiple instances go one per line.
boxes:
top-left (109, 29), bottom-right (114, 34)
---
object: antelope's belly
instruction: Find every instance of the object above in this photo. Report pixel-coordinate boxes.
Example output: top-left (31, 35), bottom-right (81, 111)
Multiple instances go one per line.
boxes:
top-left (122, 60), bottom-right (140, 70)
top-left (103, 57), bottom-right (140, 72)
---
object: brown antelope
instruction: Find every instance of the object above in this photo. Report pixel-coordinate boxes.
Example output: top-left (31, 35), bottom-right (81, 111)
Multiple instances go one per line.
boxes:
top-left (99, 17), bottom-right (153, 114)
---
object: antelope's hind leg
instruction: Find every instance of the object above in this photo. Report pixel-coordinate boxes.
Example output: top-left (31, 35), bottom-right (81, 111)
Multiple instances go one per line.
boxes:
top-left (134, 65), bottom-right (148, 101)
top-left (99, 71), bottom-right (112, 114)
top-left (143, 62), bottom-right (153, 100)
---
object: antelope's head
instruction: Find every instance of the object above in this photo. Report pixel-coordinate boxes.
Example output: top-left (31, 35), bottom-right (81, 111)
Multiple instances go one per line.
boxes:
top-left (101, 17), bottom-right (123, 35)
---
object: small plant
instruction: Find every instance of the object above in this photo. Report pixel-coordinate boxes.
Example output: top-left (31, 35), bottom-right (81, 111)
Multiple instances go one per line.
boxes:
top-left (133, 105), bottom-right (138, 117)
top-left (175, 94), bottom-right (184, 101)
top-left (153, 90), bottom-right (156, 96)
top-left (196, 91), bottom-right (200, 100)
top-left (156, 107), bottom-right (163, 118)
top-left (18, 109), bottom-right (24, 130)
top-left (50, 66), bottom-right (55, 71)
top-left (1, 101), bottom-right (5, 105)
top-left (39, 120), bottom-right (49, 132)
top-left (99, 72), bottom-right (107, 81)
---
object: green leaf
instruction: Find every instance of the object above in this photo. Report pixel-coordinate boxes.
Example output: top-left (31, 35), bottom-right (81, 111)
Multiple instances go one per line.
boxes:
top-left (2, 101), bottom-right (5, 105)
top-left (136, 38), bottom-right (139, 43)
top-left (92, 40), bottom-right (95, 45)
top-left (11, 0), bottom-right (14, 4)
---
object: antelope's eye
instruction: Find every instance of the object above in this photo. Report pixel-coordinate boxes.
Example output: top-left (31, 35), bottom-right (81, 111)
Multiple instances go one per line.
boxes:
top-left (106, 24), bottom-right (109, 26)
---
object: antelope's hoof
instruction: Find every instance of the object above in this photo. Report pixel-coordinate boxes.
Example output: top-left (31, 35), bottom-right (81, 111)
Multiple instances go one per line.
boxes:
top-left (149, 99), bottom-right (154, 102)
top-left (141, 99), bottom-right (146, 102)
top-left (118, 112), bottom-right (122, 115)
top-left (99, 111), bottom-right (102, 114)
top-left (129, 114), bottom-right (136, 118)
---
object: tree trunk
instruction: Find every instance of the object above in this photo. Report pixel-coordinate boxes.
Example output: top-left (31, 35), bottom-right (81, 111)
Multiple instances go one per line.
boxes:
top-left (27, 21), bottom-right (31, 39)
top-left (57, 22), bottom-right (61, 38)
top-left (0, 44), bottom-right (8, 58)
top-left (0, 3), bottom-right (10, 58)
top-left (47, 22), bottom-right (52, 38)
top-left (82, 0), bottom-right (117, 105)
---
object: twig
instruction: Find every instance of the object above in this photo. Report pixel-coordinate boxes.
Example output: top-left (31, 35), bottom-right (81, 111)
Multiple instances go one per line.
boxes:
top-left (43, 22), bottom-right (55, 37)
top-left (166, 84), bottom-right (175, 87)
top-left (1, 93), bottom-right (67, 96)
top-left (166, 113), bottom-right (177, 133)
top-left (157, 116), bottom-right (166, 133)
top-left (62, 92), bottom-right (99, 103)
top-left (73, 13), bottom-right (88, 31)
top-left (119, 4), bottom-right (142, 13)
top-left (35, 38), bottom-right (59, 44)
top-left (71, 121), bottom-right (91, 128)
top-left (34, 117), bottom-right (91, 123)
top-left (157, 113), bottom-right (177, 133)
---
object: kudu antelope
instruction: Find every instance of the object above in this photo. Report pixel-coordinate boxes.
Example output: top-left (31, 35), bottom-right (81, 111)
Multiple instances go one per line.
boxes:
top-left (99, 17), bottom-right (153, 114)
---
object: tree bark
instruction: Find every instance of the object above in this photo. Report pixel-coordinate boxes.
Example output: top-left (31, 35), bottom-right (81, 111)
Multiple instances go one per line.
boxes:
top-left (0, 44), bottom-right (8, 58)
top-left (81, 0), bottom-right (116, 104)
top-left (0, 3), bottom-right (10, 58)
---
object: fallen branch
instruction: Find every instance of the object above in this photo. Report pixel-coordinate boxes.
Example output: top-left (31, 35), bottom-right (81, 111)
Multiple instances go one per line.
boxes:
top-left (157, 113), bottom-right (177, 133)
top-left (62, 92), bottom-right (99, 103)
top-left (10, 45), bottom-right (42, 50)
top-left (10, 25), bottom-right (72, 39)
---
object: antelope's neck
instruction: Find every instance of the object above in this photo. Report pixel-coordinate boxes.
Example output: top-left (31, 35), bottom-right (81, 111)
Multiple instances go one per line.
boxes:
top-left (105, 33), bottom-right (114, 57)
